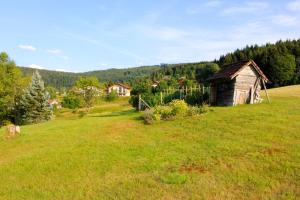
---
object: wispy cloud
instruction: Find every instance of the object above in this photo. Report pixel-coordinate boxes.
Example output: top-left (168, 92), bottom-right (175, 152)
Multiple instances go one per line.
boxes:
top-left (47, 49), bottom-right (62, 55)
top-left (287, 0), bottom-right (300, 11)
top-left (28, 64), bottom-right (44, 69)
top-left (222, 1), bottom-right (269, 15)
top-left (46, 49), bottom-right (69, 60)
top-left (272, 15), bottom-right (298, 26)
top-left (18, 44), bottom-right (36, 51)
top-left (63, 31), bottom-right (145, 62)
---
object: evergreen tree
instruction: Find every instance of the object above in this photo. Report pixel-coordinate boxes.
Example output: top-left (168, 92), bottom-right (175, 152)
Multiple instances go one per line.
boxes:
top-left (17, 71), bottom-right (52, 124)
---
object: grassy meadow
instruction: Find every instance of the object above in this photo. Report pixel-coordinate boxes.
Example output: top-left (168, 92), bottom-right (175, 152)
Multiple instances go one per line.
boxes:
top-left (0, 85), bottom-right (299, 199)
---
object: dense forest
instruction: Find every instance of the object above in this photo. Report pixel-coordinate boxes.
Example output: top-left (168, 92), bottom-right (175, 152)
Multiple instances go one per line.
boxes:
top-left (20, 65), bottom-right (161, 89)
top-left (20, 39), bottom-right (300, 89)
top-left (218, 39), bottom-right (300, 87)
top-left (152, 39), bottom-right (300, 87)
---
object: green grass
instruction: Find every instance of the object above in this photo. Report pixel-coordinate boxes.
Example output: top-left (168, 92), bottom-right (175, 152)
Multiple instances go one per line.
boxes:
top-left (0, 86), bottom-right (300, 199)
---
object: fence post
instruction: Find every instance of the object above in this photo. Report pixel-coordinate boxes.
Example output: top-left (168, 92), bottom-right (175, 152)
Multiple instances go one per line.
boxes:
top-left (138, 94), bottom-right (141, 111)
top-left (160, 92), bottom-right (163, 105)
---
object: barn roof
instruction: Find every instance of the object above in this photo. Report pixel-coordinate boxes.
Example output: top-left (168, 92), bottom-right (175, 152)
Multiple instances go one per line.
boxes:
top-left (209, 60), bottom-right (269, 82)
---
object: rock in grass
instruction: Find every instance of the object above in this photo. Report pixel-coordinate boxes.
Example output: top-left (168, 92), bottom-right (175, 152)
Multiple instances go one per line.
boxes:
top-left (5, 124), bottom-right (20, 139)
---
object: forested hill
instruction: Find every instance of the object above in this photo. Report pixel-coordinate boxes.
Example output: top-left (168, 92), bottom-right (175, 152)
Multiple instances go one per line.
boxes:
top-left (20, 39), bottom-right (300, 89)
top-left (20, 65), bottom-right (161, 89)
top-left (20, 67), bottom-right (79, 89)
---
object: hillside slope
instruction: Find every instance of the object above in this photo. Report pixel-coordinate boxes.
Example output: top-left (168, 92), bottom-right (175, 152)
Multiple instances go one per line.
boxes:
top-left (0, 85), bottom-right (299, 199)
top-left (20, 65), bottom-right (161, 89)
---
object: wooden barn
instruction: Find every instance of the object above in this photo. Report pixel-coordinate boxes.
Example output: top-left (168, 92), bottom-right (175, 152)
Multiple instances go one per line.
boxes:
top-left (209, 60), bottom-right (269, 106)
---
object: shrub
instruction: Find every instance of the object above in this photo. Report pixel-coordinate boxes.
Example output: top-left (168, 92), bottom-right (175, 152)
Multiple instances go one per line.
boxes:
top-left (169, 100), bottom-right (188, 117)
top-left (78, 111), bottom-right (87, 118)
top-left (187, 106), bottom-right (208, 116)
top-left (106, 90), bottom-right (119, 102)
top-left (143, 109), bottom-right (156, 124)
top-left (154, 105), bottom-right (173, 120)
top-left (62, 94), bottom-right (82, 109)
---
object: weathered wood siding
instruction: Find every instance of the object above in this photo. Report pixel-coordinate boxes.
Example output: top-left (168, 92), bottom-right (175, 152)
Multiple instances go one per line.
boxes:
top-left (216, 80), bottom-right (235, 106)
top-left (233, 65), bottom-right (261, 105)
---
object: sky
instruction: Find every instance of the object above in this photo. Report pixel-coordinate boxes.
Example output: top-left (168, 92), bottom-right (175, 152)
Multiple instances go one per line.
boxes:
top-left (0, 0), bottom-right (299, 72)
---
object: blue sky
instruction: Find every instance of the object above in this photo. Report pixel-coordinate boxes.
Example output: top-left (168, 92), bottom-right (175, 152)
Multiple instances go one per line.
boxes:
top-left (0, 0), bottom-right (299, 72)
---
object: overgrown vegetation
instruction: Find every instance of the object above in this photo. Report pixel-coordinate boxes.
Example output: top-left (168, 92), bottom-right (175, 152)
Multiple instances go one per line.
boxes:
top-left (143, 100), bottom-right (207, 124)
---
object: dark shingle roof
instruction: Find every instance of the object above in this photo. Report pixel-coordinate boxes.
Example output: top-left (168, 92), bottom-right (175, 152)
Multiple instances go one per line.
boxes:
top-left (209, 60), bottom-right (268, 82)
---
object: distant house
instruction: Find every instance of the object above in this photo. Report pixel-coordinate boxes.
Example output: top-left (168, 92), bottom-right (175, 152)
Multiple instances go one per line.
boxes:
top-left (48, 99), bottom-right (62, 109)
top-left (208, 60), bottom-right (269, 106)
top-left (72, 86), bottom-right (101, 96)
top-left (151, 81), bottom-right (160, 88)
top-left (107, 83), bottom-right (131, 97)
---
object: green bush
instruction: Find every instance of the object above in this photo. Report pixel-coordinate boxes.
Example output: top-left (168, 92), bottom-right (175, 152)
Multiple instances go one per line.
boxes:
top-left (154, 105), bottom-right (173, 120)
top-left (106, 91), bottom-right (118, 102)
top-left (142, 100), bottom-right (208, 124)
top-left (62, 94), bottom-right (82, 109)
top-left (187, 105), bottom-right (208, 116)
top-left (78, 111), bottom-right (87, 118)
top-left (169, 100), bottom-right (188, 117)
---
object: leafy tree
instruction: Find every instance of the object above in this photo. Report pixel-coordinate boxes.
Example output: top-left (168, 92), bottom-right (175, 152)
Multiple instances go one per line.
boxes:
top-left (0, 52), bottom-right (26, 125)
top-left (130, 80), bottom-right (151, 95)
top-left (0, 52), bottom-right (9, 63)
top-left (62, 92), bottom-right (83, 109)
top-left (46, 86), bottom-right (57, 99)
top-left (75, 76), bottom-right (100, 109)
top-left (195, 63), bottom-right (220, 85)
top-left (17, 71), bottom-right (52, 124)
top-left (76, 76), bottom-right (99, 89)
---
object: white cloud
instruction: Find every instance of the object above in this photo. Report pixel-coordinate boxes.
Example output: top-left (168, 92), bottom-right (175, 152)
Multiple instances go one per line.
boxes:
top-left (28, 64), bottom-right (44, 69)
top-left (222, 1), bottom-right (269, 15)
top-left (18, 44), bottom-right (36, 51)
top-left (47, 49), bottom-right (62, 55)
top-left (287, 0), bottom-right (300, 11)
top-left (272, 15), bottom-right (298, 26)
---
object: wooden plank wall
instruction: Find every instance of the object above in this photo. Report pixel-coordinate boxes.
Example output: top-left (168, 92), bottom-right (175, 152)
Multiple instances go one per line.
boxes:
top-left (234, 65), bottom-right (261, 104)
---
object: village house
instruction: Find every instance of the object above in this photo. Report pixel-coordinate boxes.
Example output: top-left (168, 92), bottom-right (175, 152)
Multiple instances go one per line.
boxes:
top-left (107, 83), bottom-right (131, 96)
top-left (209, 60), bottom-right (269, 106)
top-left (151, 81), bottom-right (160, 88)
top-left (48, 99), bottom-right (62, 109)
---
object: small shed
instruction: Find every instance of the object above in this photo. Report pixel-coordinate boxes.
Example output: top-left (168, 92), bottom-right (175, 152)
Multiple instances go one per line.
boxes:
top-left (209, 60), bottom-right (269, 106)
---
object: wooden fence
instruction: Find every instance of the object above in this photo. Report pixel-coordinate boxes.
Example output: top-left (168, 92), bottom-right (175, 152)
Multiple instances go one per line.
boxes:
top-left (138, 85), bottom-right (210, 111)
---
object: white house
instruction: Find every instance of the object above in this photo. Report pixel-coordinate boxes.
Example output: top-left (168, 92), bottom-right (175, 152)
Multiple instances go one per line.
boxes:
top-left (107, 83), bottom-right (131, 97)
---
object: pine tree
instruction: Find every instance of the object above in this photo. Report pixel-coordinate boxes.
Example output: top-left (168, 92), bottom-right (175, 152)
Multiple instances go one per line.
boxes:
top-left (17, 71), bottom-right (52, 124)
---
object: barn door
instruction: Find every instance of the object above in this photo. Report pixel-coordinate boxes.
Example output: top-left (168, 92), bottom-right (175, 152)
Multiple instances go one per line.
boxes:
top-left (235, 90), bottom-right (247, 105)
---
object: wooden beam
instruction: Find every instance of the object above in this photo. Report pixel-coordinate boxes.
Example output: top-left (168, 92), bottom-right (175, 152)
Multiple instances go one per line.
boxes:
top-left (261, 79), bottom-right (270, 103)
